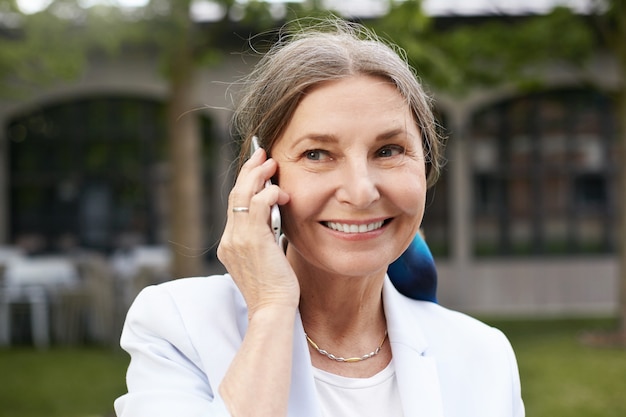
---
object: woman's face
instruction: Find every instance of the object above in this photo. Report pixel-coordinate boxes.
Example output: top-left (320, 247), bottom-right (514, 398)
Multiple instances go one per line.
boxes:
top-left (272, 75), bottom-right (427, 278)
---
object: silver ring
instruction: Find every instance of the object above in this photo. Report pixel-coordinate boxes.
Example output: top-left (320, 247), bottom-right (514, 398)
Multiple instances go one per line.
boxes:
top-left (232, 207), bottom-right (249, 213)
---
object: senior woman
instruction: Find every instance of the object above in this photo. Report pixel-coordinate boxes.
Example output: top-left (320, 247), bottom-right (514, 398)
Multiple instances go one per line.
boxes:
top-left (115, 19), bottom-right (524, 417)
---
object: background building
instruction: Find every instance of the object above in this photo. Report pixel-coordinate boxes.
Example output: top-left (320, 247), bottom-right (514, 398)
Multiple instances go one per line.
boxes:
top-left (0, 10), bottom-right (620, 319)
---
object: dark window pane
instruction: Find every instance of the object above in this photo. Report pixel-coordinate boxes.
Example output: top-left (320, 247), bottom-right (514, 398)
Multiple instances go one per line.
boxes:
top-left (470, 88), bottom-right (617, 257)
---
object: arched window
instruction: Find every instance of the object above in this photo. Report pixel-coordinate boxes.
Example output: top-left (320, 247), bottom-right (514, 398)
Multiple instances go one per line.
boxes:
top-left (470, 88), bottom-right (617, 256)
top-left (7, 96), bottom-right (217, 253)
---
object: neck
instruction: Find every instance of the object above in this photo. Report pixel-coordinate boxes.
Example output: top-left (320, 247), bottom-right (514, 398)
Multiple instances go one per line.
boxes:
top-left (295, 272), bottom-right (387, 349)
top-left (282, 239), bottom-right (393, 376)
top-left (292, 259), bottom-right (392, 377)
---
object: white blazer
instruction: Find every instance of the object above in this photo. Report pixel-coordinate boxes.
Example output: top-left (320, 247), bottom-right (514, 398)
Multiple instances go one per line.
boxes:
top-left (115, 275), bottom-right (524, 417)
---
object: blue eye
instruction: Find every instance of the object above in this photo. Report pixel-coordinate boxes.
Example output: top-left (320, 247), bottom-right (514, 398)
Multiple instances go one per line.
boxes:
top-left (377, 145), bottom-right (404, 158)
top-left (305, 150), bottom-right (329, 161)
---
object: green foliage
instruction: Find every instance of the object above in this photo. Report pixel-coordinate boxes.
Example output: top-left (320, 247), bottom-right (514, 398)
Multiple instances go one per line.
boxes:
top-left (231, 0), bottom-right (276, 28)
top-left (436, 7), bottom-right (594, 91)
top-left (282, 3), bottom-right (345, 22)
top-left (0, 0), bottom-right (615, 99)
top-left (0, 0), bottom-right (278, 95)
top-left (0, 0), bottom-right (135, 96)
top-left (0, 7), bottom-right (81, 95)
top-left (593, 0), bottom-right (626, 54)
top-left (373, 1), bottom-right (597, 94)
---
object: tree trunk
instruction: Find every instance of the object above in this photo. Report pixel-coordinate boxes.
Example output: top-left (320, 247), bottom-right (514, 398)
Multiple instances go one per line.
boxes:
top-left (166, 2), bottom-right (205, 279)
top-left (618, 63), bottom-right (626, 347)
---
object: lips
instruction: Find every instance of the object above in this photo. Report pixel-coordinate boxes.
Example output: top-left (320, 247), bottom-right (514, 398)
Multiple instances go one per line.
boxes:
top-left (323, 220), bottom-right (385, 234)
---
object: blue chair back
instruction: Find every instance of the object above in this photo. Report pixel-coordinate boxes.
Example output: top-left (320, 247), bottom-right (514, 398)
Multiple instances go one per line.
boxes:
top-left (387, 232), bottom-right (438, 303)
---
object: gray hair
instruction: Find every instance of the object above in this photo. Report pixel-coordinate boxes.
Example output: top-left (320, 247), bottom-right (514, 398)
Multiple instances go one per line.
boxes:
top-left (232, 18), bottom-right (445, 187)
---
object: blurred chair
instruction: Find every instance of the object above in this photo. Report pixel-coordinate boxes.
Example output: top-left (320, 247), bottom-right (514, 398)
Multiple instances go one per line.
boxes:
top-left (74, 253), bottom-right (117, 346)
top-left (0, 247), bottom-right (26, 347)
top-left (51, 285), bottom-right (89, 346)
top-left (0, 280), bottom-right (50, 349)
top-left (112, 245), bottom-right (172, 311)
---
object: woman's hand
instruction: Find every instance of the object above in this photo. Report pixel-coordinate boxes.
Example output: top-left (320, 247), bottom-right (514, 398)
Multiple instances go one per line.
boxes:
top-left (217, 148), bottom-right (298, 416)
top-left (217, 147), bottom-right (299, 319)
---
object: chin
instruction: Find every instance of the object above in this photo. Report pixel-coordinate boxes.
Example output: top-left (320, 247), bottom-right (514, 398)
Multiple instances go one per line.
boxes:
top-left (319, 253), bottom-right (391, 278)
top-left (286, 233), bottom-right (398, 277)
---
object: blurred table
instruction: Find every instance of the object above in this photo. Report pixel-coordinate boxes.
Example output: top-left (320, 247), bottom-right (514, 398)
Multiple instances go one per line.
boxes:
top-left (0, 256), bottom-right (80, 348)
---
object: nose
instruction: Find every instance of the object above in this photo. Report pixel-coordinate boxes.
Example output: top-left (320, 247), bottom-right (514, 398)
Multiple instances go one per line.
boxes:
top-left (335, 159), bottom-right (381, 209)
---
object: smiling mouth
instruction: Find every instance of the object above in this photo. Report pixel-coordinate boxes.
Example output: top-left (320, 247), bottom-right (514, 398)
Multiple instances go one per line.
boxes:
top-left (323, 220), bottom-right (387, 234)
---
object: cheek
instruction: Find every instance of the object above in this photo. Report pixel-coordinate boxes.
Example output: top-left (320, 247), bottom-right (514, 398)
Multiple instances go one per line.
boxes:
top-left (393, 169), bottom-right (427, 214)
top-left (280, 198), bottom-right (317, 241)
top-left (398, 186), bottom-right (425, 212)
top-left (279, 173), bottom-right (337, 236)
top-left (278, 181), bottom-right (320, 233)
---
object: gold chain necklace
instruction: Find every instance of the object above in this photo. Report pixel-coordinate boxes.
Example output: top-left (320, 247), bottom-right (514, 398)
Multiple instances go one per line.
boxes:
top-left (304, 330), bottom-right (388, 363)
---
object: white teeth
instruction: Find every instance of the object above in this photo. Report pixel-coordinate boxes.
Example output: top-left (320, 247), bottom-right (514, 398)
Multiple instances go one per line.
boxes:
top-left (326, 221), bottom-right (384, 234)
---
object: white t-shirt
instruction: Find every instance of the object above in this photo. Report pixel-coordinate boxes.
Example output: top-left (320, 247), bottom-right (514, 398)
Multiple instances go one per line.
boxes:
top-left (313, 360), bottom-right (404, 417)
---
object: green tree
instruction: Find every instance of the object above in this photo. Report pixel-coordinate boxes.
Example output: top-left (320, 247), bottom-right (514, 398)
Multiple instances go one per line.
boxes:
top-left (111, 0), bottom-right (282, 278)
top-left (374, 1), bottom-right (594, 92)
top-left (375, 0), bottom-right (625, 345)
top-left (0, 0), bottom-right (127, 95)
top-left (127, 0), bottom-right (328, 277)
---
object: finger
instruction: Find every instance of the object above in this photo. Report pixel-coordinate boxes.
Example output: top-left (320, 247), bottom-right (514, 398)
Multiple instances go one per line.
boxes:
top-left (231, 206), bottom-right (250, 213)
top-left (219, 187), bottom-right (279, 267)
top-left (224, 158), bottom-right (281, 245)
top-left (230, 155), bottom-right (276, 204)
top-left (236, 147), bottom-right (267, 187)
top-left (248, 185), bottom-right (280, 224)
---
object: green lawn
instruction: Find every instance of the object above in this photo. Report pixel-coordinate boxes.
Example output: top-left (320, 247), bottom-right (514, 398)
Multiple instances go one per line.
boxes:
top-left (0, 347), bottom-right (128, 417)
top-left (490, 317), bottom-right (626, 417)
top-left (0, 318), bottom-right (625, 417)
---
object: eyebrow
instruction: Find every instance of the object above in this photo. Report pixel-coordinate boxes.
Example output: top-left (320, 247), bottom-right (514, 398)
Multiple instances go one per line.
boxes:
top-left (295, 128), bottom-right (410, 145)
top-left (378, 128), bottom-right (408, 140)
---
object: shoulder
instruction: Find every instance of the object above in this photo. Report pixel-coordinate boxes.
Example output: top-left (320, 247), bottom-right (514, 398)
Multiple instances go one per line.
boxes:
top-left (409, 301), bottom-right (519, 384)
top-left (384, 281), bottom-right (513, 354)
top-left (396, 300), bottom-right (524, 415)
top-left (124, 274), bottom-right (247, 339)
top-left (133, 274), bottom-right (243, 311)
top-left (153, 273), bottom-right (239, 296)
top-left (116, 275), bottom-right (244, 416)
top-left (418, 302), bottom-right (510, 349)
top-left (413, 300), bottom-right (498, 333)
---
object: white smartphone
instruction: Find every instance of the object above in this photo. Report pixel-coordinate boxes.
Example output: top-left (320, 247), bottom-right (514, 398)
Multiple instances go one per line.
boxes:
top-left (251, 136), bottom-right (281, 244)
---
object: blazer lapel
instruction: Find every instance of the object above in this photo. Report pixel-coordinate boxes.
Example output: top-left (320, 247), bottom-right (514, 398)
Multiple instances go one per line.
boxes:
top-left (383, 277), bottom-right (445, 417)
